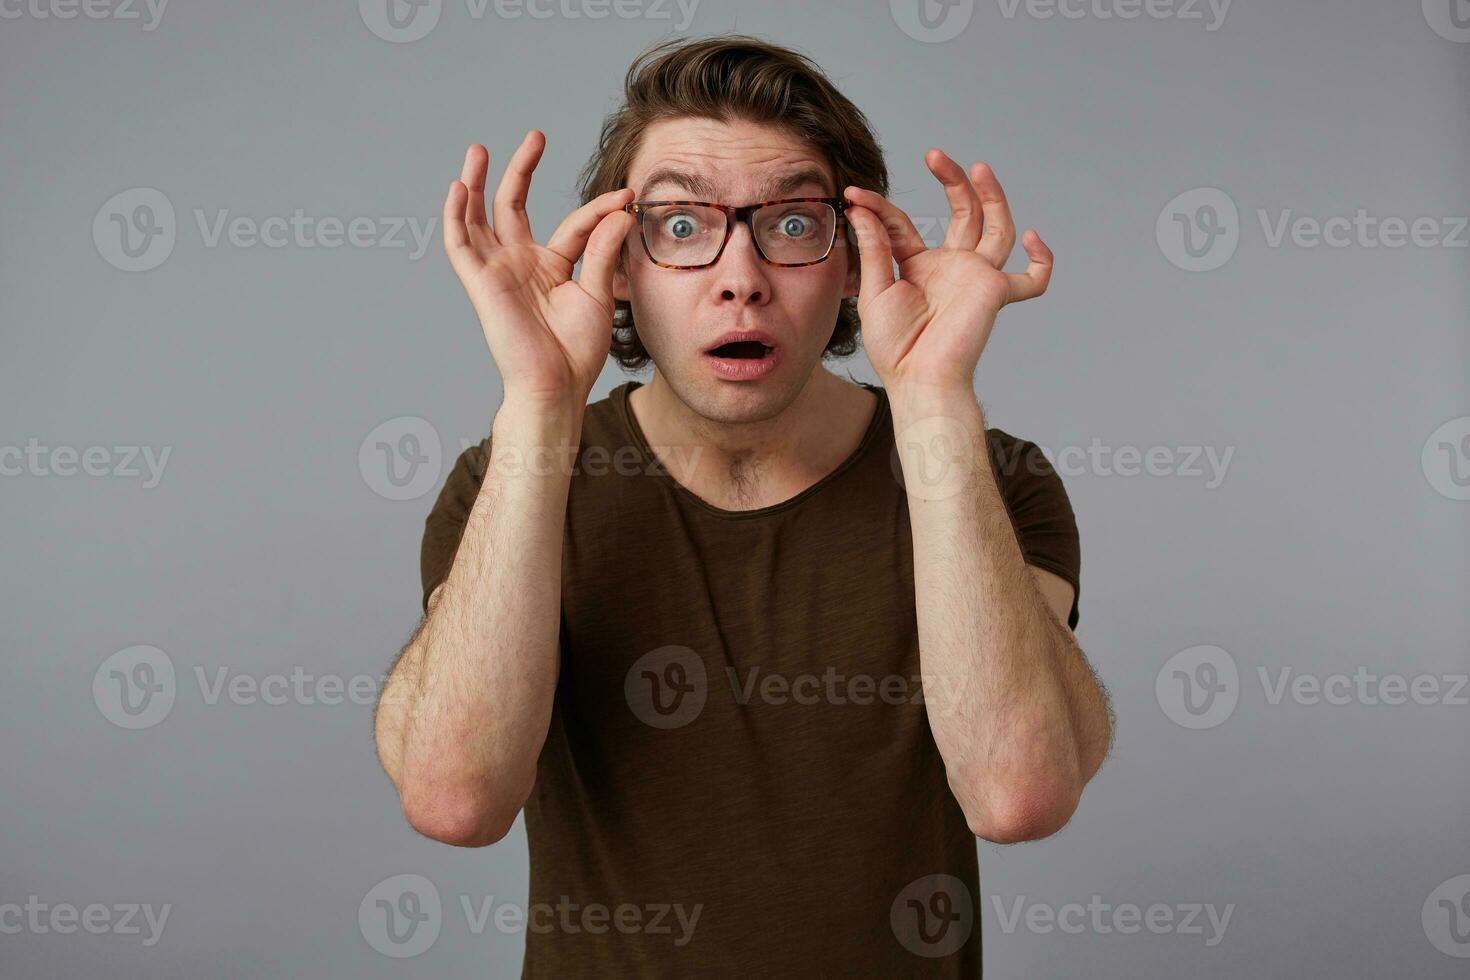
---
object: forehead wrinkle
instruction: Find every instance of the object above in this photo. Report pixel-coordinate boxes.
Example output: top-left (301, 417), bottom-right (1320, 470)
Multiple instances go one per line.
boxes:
top-left (639, 165), bottom-right (834, 203)
top-left (639, 167), bottom-right (718, 200)
top-left (757, 167), bottom-right (834, 199)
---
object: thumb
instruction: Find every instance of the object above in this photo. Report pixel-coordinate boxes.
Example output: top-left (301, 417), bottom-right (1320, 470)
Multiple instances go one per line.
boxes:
top-left (577, 209), bottom-right (635, 310)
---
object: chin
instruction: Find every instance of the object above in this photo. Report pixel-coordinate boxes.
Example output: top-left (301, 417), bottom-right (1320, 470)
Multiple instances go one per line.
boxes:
top-left (687, 366), bottom-right (801, 423)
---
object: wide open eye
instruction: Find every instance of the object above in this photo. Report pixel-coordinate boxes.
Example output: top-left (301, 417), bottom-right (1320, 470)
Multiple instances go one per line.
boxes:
top-left (659, 211), bottom-right (704, 240)
top-left (641, 204), bottom-right (726, 266)
top-left (764, 208), bottom-right (820, 240)
top-left (753, 202), bottom-right (837, 264)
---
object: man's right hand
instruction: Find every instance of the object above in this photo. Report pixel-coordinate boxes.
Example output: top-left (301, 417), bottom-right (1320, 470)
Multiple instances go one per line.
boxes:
top-left (443, 131), bottom-right (636, 408)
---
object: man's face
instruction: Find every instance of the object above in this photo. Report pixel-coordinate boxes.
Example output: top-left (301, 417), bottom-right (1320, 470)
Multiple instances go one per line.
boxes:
top-left (612, 117), bottom-right (858, 422)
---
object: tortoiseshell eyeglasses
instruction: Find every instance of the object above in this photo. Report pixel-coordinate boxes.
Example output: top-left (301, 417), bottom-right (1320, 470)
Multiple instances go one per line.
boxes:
top-left (622, 197), bottom-right (849, 269)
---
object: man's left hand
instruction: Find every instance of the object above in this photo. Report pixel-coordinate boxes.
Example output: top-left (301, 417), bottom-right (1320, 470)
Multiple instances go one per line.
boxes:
top-left (843, 151), bottom-right (1053, 399)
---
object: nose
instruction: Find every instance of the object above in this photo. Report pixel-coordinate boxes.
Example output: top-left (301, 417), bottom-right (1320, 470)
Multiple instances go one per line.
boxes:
top-left (708, 219), bottom-right (771, 307)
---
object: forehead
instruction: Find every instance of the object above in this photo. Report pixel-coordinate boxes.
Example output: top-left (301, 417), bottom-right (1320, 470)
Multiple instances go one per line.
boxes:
top-left (628, 117), bottom-right (835, 200)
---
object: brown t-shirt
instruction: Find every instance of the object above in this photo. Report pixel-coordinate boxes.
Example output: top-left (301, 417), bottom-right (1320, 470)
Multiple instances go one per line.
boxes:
top-left (420, 379), bottom-right (1081, 978)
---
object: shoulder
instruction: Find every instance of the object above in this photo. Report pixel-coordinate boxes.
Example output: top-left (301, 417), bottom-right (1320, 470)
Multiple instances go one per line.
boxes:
top-left (981, 426), bottom-right (1064, 493)
top-left (981, 425), bottom-right (1081, 627)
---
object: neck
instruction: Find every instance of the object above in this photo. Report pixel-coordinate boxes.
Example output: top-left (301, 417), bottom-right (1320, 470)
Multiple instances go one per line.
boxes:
top-left (628, 366), bottom-right (878, 512)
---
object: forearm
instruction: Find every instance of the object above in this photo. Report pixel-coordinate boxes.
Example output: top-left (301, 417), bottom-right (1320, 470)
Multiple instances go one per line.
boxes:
top-left (893, 386), bottom-right (1107, 841)
top-left (376, 396), bottom-right (582, 844)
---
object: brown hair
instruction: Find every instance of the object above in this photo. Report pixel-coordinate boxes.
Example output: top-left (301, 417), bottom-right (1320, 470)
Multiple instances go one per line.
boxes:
top-left (576, 34), bottom-right (889, 373)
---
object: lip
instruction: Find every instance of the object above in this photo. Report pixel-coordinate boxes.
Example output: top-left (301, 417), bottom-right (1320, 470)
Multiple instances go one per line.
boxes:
top-left (703, 329), bottom-right (779, 353)
top-left (703, 343), bottom-right (781, 381)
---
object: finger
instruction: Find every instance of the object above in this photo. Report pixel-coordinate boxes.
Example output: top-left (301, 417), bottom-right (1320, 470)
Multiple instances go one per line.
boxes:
top-left (926, 149), bottom-right (983, 252)
top-left (576, 207), bottom-right (637, 311)
top-left (844, 205), bottom-right (896, 304)
top-left (443, 180), bottom-right (481, 277)
top-left (843, 186), bottom-right (928, 263)
top-left (970, 162), bottom-right (1017, 269)
top-left (1003, 229), bottom-right (1053, 304)
top-left (459, 143), bottom-right (492, 236)
top-left (546, 187), bottom-right (635, 265)
top-left (492, 129), bottom-right (545, 246)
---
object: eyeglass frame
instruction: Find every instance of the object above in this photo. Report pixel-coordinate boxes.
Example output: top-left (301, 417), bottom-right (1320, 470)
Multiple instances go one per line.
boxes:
top-left (622, 197), bottom-right (850, 270)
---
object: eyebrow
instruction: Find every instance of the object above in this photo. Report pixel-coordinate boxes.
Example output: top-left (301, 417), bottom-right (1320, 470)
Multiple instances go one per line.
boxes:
top-left (639, 166), bottom-right (834, 202)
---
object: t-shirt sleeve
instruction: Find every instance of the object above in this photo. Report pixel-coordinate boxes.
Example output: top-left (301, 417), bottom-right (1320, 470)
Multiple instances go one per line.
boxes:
top-left (419, 435), bottom-right (490, 614)
top-left (987, 430), bottom-right (1082, 630)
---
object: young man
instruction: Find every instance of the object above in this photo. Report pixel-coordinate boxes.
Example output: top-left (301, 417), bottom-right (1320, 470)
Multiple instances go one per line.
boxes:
top-left (374, 35), bottom-right (1112, 977)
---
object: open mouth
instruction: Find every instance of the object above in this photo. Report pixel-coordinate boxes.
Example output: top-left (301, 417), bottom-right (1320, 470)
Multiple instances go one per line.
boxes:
top-left (707, 340), bottom-right (775, 359)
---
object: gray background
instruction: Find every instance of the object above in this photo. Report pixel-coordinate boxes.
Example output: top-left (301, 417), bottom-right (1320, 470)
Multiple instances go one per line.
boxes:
top-left (3, 0), bottom-right (1467, 976)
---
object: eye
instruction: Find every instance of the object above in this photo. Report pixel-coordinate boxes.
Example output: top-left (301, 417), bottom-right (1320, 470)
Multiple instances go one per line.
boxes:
top-left (783, 214), bottom-right (812, 237)
top-left (770, 210), bottom-right (817, 239)
top-left (660, 212), bottom-right (702, 239)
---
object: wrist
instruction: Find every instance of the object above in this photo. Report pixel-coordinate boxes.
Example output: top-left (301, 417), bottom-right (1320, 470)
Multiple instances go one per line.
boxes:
top-left (886, 382), bottom-right (983, 429)
top-left (495, 390), bottom-right (586, 431)
top-left (490, 394), bottom-right (586, 481)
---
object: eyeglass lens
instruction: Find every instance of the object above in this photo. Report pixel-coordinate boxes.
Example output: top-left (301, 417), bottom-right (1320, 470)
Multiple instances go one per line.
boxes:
top-left (639, 202), bottom-right (837, 266)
